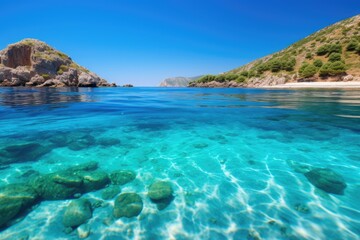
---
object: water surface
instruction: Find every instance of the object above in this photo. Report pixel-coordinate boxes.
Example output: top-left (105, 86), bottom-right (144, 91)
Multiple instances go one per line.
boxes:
top-left (0, 87), bottom-right (359, 239)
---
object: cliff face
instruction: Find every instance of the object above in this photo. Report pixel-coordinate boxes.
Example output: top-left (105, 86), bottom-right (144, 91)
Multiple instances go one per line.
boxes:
top-left (160, 76), bottom-right (202, 87)
top-left (190, 14), bottom-right (360, 88)
top-left (0, 39), bottom-right (116, 87)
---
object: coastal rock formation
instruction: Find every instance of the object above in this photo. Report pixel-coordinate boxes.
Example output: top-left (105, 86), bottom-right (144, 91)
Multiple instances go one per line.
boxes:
top-left (0, 39), bottom-right (116, 87)
top-left (160, 76), bottom-right (202, 87)
top-left (63, 199), bottom-right (92, 228)
top-left (304, 168), bottom-right (347, 195)
top-left (113, 193), bottom-right (143, 218)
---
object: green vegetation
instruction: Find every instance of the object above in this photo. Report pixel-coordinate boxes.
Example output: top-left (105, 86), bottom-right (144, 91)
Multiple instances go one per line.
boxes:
top-left (313, 59), bottom-right (323, 68)
top-left (41, 74), bottom-right (51, 80)
top-left (57, 65), bottom-right (69, 75)
top-left (328, 52), bottom-right (342, 62)
top-left (319, 61), bottom-right (346, 76)
top-left (346, 41), bottom-right (358, 51)
top-left (316, 44), bottom-right (342, 56)
top-left (191, 15), bottom-right (360, 86)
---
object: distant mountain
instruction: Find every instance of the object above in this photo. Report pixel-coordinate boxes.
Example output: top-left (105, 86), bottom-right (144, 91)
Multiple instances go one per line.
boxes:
top-left (0, 39), bottom-right (116, 87)
top-left (159, 76), bottom-right (201, 87)
top-left (190, 14), bottom-right (360, 87)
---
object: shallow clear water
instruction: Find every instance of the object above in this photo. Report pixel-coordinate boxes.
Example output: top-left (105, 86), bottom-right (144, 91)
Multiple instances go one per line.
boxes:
top-left (0, 87), bottom-right (359, 240)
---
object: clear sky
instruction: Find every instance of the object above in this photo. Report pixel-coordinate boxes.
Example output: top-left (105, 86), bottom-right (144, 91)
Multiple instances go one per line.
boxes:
top-left (0, 0), bottom-right (359, 86)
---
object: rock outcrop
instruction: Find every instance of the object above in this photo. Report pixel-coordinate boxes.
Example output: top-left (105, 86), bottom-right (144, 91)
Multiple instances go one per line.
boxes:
top-left (0, 39), bottom-right (116, 87)
top-left (160, 76), bottom-right (202, 87)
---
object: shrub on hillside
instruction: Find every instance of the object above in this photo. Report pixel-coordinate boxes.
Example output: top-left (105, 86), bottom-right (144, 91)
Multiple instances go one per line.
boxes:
top-left (313, 59), bottom-right (323, 68)
top-left (197, 75), bottom-right (216, 83)
top-left (224, 74), bottom-right (238, 81)
top-left (328, 53), bottom-right (342, 62)
top-left (215, 75), bottom-right (226, 82)
top-left (300, 65), bottom-right (317, 78)
top-left (346, 41), bottom-right (358, 51)
top-left (236, 76), bottom-right (246, 83)
top-left (316, 44), bottom-right (342, 56)
top-left (319, 61), bottom-right (346, 76)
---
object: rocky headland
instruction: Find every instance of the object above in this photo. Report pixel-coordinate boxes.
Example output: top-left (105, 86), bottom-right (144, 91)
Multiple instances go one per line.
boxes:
top-left (0, 39), bottom-right (116, 87)
top-left (190, 14), bottom-right (360, 88)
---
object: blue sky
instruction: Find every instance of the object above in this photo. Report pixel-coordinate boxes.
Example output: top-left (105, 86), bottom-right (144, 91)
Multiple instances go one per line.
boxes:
top-left (0, 0), bottom-right (359, 86)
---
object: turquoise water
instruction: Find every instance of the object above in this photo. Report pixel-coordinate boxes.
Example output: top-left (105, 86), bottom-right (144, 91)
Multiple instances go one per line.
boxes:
top-left (0, 87), bottom-right (359, 240)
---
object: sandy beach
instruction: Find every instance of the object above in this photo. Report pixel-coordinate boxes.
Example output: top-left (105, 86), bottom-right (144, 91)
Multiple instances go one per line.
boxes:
top-left (264, 81), bottom-right (360, 89)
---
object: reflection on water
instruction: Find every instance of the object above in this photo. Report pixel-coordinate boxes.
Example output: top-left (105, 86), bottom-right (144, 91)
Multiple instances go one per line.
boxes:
top-left (0, 87), bottom-right (96, 107)
top-left (0, 87), bottom-right (359, 239)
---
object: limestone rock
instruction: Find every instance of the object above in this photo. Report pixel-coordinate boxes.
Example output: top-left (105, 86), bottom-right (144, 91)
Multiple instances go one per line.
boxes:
top-left (109, 170), bottom-right (136, 185)
top-left (113, 193), bottom-right (143, 218)
top-left (63, 199), bottom-right (92, 228)
top-left (0, 184), bottom-right (39, 227)
top-left (304, 168), bottom-right (347, 195)
top-left (0, 38), bottom-right (116, 87)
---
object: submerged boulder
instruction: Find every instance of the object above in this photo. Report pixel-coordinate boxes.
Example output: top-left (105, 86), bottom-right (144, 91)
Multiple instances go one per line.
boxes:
top-left (148, 181), bottom-right (174, 210)
top-left (109, 170), bottom-right (136, 185)
top-left (31, 172), bottom-right (82, 200)
top-left (0, 184), bottom-right (39, 227)
top-left (0, 142), bottom-right (51, 164)
top-left (113, 193), bottom-right (143, 218)
top-left (304, 168), bottom-right (347, 195)
top-left (30, 162), bottom-right (109, 200)
top-left (148, 181), bottom-right (173, 200)
top-left (77, 170), bottom-right (110, 192)
top-left (102, 186), bottom-right (121, 200)
top-left (63, 199), bottom-right (92, 228)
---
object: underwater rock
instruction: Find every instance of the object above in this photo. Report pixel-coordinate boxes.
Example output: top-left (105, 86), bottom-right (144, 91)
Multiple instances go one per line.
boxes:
top-left (113, 193), bottom-right (143, 218)
top-left (68, 134), bottom-right (95, 151)
top-left (48, 134), bottom-right (69, 147)
top-left (304, 168), bottom-right (347, 195)
top-left (97, 138), bottom-right (121, 147)
top-left (294, 203), bottom-right (310, 214)
top-left (102, 185), bottom-right (121, 200)
top-left (77, 170), bottom-right (110, 192)
top-left (286, 160), bottom-right (312, 174)
top-left (63, 199), bottom-right (92, 228)
top-left (77, 224), bottom-right (91, 239)
top-left (0, 184), bottom-right (39, 227)
top-left (0, 142), bottom-right (51, 164)
top-left (148, 181), bottom-right (174, 210)
top-left (148, 181), bottom-right (173, 200)
top-left (30, 162), bottom-right (107, 200)
top-left (109, 170), bottom-right (136, 185)
top-left (68, 161), bottom-right (99, 172)
top-left (31, 173), bottom-right (81, 200)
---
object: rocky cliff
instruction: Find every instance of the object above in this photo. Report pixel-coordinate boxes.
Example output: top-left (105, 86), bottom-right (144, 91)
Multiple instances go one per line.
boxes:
top-left (0, 39), bottom-right (116, 87)
top-left (190, 14), bottom-right (360, 88)
top-left (160, 76), bottom-right (202, 87)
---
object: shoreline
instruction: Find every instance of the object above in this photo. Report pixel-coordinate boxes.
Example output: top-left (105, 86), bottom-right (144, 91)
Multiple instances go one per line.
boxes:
top-left (263, 81), bottom-right (360, 89)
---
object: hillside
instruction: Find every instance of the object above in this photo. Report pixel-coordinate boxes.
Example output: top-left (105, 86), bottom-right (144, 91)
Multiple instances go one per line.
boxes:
top-left (0, 39), bottom-right (116, 87)
top-left (190, 14), bottom-right (360, 87)
top-left (159, 76), bottom-right (202, 87)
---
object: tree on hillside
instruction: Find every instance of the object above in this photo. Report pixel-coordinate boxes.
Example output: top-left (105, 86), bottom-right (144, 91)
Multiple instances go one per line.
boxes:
top-left (346, 41), bottom-right (358, 51)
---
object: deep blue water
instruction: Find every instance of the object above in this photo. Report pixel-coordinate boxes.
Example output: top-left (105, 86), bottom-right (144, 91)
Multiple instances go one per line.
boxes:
top-left (0, 87), bottom-right (359, 240)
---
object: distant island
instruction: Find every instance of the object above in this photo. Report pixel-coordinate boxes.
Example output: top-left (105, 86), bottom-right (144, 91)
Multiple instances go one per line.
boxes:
top-left (0, 39), bottom-right (116, 87)
top-left (190, 14), bottom-right (360, 88)
top-left (159, 76), bottom-right (202, 87)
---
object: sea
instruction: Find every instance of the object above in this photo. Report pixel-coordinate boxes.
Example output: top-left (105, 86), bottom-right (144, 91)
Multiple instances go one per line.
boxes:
top-left (0, 87), bottom-right (359, 240)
